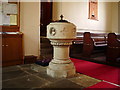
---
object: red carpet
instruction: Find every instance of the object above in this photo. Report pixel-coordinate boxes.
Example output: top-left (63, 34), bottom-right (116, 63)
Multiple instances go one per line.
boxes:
top-left (71, 58), bottom-right (120, 85)
top-left (87, 82), bottom-right (119, 88)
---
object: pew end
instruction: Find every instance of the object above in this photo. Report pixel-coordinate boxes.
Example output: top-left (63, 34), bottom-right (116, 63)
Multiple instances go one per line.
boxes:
top-left (83, 32), bottom-right (107, 57)
top-left (106, 33), bottom-right (120, 63)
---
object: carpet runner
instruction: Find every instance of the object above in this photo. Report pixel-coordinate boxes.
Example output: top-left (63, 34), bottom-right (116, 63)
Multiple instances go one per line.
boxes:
top-left (87, 81), bottom-right (119, 88)
top-left (71, 58), bottom-right (120, 86)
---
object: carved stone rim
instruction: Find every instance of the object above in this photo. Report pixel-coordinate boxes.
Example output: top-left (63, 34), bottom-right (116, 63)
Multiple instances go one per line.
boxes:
top-left (49, 38), bottom-right (76, 40)
top-left (51, 41), bottom-right (72, 46)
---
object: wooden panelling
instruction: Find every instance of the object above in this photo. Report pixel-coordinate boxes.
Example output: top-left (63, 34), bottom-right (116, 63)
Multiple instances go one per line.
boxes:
top-left (2, 34), bottom-right (23, 67)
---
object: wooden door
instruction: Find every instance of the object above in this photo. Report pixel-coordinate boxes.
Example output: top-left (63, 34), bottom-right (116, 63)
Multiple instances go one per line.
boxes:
top-left (40, 1), bottom-right (53, 36)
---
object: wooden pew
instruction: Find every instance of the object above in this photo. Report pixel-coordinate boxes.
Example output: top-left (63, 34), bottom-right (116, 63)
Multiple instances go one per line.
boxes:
top-left (83, 32), bottom-right (107, 57)
top-left (106, 33), bottom-right (120, 63)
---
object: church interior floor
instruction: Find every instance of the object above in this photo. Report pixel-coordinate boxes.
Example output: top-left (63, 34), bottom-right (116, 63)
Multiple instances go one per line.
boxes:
top-left (2, 64), bottom-right (102, 89)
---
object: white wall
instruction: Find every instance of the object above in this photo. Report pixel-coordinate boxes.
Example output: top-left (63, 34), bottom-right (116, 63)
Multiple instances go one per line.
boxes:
top-left (20, 2), bottom-right (40, 56)
top-left (53, 2), bottom-right (118, 33)
top-left (111, 2), bottom-right (118, 33)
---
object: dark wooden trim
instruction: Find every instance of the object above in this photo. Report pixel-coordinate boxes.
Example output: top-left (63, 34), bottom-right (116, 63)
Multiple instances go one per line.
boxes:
top-left (24, 55), bottom-right (37, 64)
top-left (0, 26), bottom-right (19, 32)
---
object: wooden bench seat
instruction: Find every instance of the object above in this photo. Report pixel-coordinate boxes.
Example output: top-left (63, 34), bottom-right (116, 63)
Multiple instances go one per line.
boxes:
top-left (93, 37), bottom-right (107, 46)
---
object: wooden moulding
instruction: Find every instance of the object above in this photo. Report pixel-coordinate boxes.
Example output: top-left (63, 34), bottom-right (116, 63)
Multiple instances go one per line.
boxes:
top-left (0, 26), bottom-right (19, 32)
